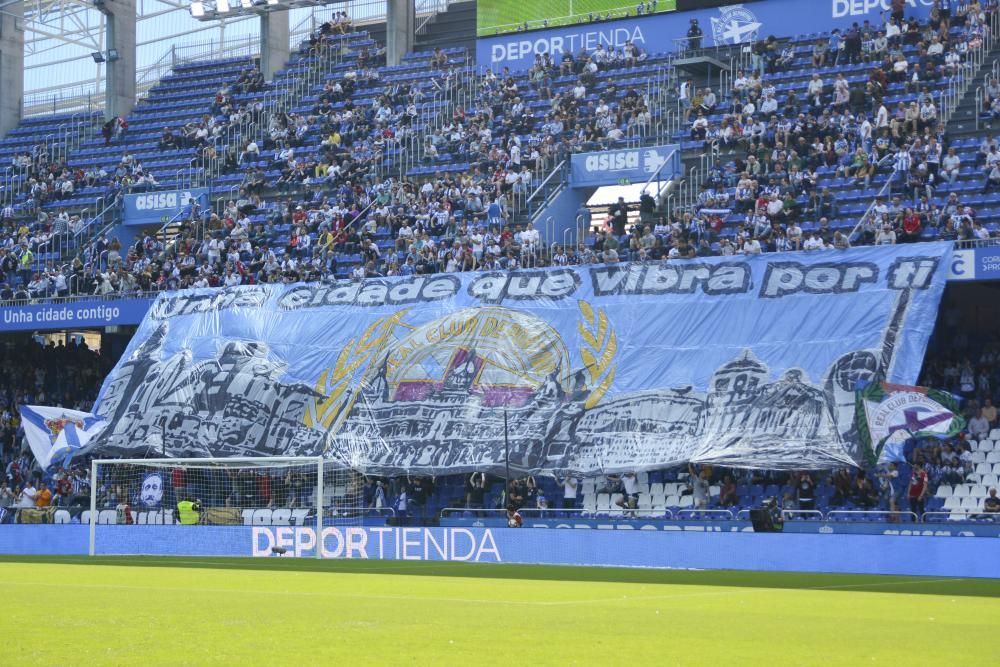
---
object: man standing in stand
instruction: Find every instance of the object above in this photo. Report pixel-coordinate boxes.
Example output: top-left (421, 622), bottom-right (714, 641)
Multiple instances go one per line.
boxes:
top-left (907, 462), bottom-right (929, 522)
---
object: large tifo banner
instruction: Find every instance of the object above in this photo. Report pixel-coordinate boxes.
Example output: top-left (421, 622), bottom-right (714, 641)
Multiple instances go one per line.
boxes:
top-left (66, 243), bottom-right (951, 473)
top-left (478, 0), bottom-right (935, 70)
top-left (123, 188), bottom-right (208, 227)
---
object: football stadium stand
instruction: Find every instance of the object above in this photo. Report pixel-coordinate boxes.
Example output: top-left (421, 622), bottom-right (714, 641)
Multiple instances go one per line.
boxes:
top-left (1, 0), bottom-right (999, 541)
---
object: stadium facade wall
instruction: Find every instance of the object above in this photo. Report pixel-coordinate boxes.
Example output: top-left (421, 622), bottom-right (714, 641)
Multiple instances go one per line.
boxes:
top-left (3, 526), bottom-right (998, 578)
top-left (477, 0), bottom-right (935, 70)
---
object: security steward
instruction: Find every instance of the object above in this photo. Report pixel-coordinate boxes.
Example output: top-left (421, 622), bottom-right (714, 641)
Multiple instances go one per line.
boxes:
top-left (176, 497), bottom-right (203, 525)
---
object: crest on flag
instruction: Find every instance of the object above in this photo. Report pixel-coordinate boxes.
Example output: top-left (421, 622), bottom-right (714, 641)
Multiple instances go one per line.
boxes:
top-left (855, 383), bottom-right (966, 464)
top-left (44, 416), bottom-right (85, 440)
top-left (19, 405), bottom-right (106, 469)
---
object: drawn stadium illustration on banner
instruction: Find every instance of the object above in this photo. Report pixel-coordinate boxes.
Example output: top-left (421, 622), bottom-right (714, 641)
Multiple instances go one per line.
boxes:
top-left (66, 244), bottom-right (951, 474)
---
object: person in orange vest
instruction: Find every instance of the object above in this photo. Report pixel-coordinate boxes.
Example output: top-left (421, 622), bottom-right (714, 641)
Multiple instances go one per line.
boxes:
top-left (34, 481), bottom-right (53, 508)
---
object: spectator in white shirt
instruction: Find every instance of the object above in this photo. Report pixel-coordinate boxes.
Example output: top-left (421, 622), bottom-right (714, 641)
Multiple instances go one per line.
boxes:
top-left (615, 472), bottom-right (640, 516)
top-left (19, 482), bottom-right (37, 508)
top-left (560, 477), bottom-right (578, 509)
top-left (803, 233), bottom-right (824, 251)
top-left (969, 409), bottom-right (991, 439)
top-left (743, 236), bottom-right (762, 254)
top-left (807, 74), bottom-right (824, 98)
top-left (942, 148), bottom-right (961, 183)
top-left (875, 224), bottom-right (896, 245)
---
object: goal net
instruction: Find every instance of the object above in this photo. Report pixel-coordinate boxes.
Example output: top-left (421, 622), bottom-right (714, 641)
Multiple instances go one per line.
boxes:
top-left (88, 457), bottom-right (367, 557)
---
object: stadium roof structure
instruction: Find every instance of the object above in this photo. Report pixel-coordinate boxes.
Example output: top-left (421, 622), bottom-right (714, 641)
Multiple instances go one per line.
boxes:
top-left (189, 0), bottom-right (336, 21)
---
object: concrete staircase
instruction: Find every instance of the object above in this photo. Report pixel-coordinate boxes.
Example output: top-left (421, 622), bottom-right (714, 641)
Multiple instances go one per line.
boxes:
top-left (943, 42), bottom-right (1000, 143)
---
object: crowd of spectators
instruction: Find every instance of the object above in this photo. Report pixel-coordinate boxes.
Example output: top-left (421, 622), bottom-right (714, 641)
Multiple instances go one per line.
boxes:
top-left (647, 1), bottom-right (1000, 260)
top-left (5, 4), bottom-right (1000, 303)
top-left (0, 336), bottom-right (112, 522)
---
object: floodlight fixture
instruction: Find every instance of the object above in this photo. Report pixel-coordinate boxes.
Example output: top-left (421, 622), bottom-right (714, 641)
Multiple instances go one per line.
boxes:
top-left (190, 1), bottom-right (205, 17)
top-left (216, 0), bottom-right (230, 13)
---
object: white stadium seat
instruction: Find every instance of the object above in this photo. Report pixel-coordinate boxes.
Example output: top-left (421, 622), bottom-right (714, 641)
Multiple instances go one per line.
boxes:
top-left (935, 485), bottom-right (953, 498)
top-left (677, 495), bottom-right (694, 508)
top-left (989, 428), bottom-right (1000, 441)
top-left (994, 463), bottom-right (1000, 475)
top-left (971, 452), bottom-right (987, 464)
top-left (53, 510), bottom-right (71, 524)
top-left (961, 497), bottom-right (981, 510)
top-left (595, 493), bottom-right (611, 513)
top-left (971, 485), bottom-right (988, 498)
top-left (954, 484), bottom-right (971, 497)
top-left (648, 483), bottom-right (664, 497)
top-left (982, 474), bottom-right (999, 488)
top-left (988, 452), bottom-right (1000, 464)
top-left (976, 462), bottom-right (994, 475)
top-left (665, 494), bottom-right (680, 507)
top-left (979, 440), bottom-right (995, 452)
top-left (943, 497), bottom-right (962, 510)
top-left (650, 493), bottom-right (666, 508)
top-left (709, 485), bottom-right (721, 497)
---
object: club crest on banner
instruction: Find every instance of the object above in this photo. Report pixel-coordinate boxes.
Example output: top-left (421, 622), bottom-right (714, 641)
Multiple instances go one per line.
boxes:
top-left (44, 416), bottom-right (84, 442)
top-left (856, 383), bottom-right (965, 464)
top-left (710, 4), bottom-right (762, 46)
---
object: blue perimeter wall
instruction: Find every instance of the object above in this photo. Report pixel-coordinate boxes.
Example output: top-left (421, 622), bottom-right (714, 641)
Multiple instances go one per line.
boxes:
top-left (3, 526), bottom-right (999, 578)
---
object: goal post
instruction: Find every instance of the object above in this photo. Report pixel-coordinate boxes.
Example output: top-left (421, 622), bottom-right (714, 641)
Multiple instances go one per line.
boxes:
top-left (88, 457), bottom-right (365, 558)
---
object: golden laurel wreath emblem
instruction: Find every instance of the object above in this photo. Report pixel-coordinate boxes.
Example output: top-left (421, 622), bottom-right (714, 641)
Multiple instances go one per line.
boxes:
top-left (577, 300), bottom-right (617, 410)
top-left (303, 310), bottom-right (409, 432)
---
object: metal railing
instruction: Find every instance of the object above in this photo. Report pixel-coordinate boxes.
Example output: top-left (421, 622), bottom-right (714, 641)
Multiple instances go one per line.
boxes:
top-left (525, 159), bottom-right (567, 221)
top-left (975, 61), bottom-right (1000, 130)
top-left (825, 510), bottom-right (920, 523)
top-left (438, 507), bottom-right (677, 520)
top-left (0, 288), bottom-right (159, 307)
top-left (847, 170), bottom-right (898, 244)
top-left (436, 506), bottom-right (998, 524)
top-left (675, 509), bottom-right (735, 520)
top-left (780, 509), bottom-right (825, 521)
top-left (922, 510), bottom-right (999, 522)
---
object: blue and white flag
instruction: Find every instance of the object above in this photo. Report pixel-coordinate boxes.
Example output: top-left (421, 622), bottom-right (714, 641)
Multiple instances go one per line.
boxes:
top-left (855, 383), bottom-right (966, 465)
top-left (19, 405), bottom-right (106, 469)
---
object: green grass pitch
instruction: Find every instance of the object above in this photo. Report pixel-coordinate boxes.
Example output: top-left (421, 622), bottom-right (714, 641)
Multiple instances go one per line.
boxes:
top-left (1, 556), bottom-right (998, 665)
top-left (477, 0), bottom-right (678, 37)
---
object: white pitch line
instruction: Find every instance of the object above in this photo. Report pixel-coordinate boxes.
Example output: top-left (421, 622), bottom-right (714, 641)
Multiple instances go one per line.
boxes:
top-left (4, 575), bottom-right (972, 608)
top-left (3, 580), bottom-right (547, 606)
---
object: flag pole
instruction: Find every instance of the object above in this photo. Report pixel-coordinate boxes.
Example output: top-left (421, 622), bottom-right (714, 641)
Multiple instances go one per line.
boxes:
top-left (503, 408), bottom-right (511, 508)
